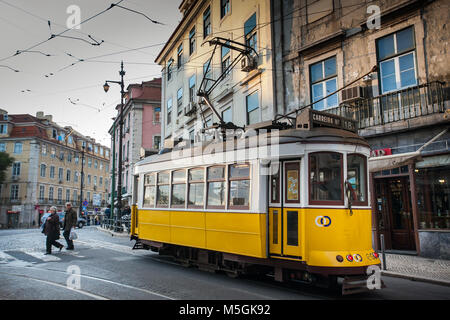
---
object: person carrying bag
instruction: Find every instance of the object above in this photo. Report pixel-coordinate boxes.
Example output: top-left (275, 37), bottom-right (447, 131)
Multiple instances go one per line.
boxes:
top-left (44, 206), bottom-right (64, 255)
top-left (63, 202), bottom-right (78, 250)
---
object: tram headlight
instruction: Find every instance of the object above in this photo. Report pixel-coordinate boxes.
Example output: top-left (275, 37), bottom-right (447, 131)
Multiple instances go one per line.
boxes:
top-left (336, 255), bottom-right (343, 263)
top-left (346, 254), bottom-right (353, 262)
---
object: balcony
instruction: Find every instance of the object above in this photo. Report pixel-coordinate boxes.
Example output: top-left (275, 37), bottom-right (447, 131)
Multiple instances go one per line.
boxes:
top-left (328, 81), bottom-right (447, 134)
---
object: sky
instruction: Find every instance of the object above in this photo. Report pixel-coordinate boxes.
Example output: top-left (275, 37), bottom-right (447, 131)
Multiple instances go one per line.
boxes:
top-left (0, 0), bottom-right (181, 147)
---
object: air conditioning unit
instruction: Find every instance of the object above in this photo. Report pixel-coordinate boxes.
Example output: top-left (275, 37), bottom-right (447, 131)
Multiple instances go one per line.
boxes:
top-left (341, 86), bottom-right (366, 103)
top-left (241, 55), bottom-right (257, 72)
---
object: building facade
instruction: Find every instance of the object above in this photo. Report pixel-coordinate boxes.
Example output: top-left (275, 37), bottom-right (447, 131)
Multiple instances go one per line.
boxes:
top-left (0, 110), bottom-right (110, 229)
top-left (271, 0), bottom-right (450, 258)
top-left (155, 0), bottom-right (274, 146)
top-left (109, 78), bottom-right (162, 208)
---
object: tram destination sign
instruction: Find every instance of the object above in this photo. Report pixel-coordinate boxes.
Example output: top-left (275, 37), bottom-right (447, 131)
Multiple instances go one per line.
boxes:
top-left (296, 108), bottom-right (357, 133)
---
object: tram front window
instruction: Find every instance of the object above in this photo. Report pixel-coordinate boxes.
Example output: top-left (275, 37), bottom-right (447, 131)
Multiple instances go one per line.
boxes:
top-left (310, 152), bottom-right (343, 204)
top-left (347, 154), bottom-right (368, 205)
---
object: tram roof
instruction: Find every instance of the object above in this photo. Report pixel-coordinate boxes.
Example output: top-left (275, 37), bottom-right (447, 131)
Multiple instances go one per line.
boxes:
top-left (135, 127), bottom-right (369, 167)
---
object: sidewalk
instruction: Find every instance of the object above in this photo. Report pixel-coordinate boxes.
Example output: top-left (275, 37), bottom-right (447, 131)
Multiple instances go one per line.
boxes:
top-left (96, 226), bottom-right (130, 238)
top-left (380, 253), bottom-right (450, 286)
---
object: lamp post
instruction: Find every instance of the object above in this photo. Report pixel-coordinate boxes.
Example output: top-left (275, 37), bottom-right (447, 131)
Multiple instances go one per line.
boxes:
top-left (104, 61), bottom-right (125, 231)
top-left (79, 144), bottom-right (86, 218)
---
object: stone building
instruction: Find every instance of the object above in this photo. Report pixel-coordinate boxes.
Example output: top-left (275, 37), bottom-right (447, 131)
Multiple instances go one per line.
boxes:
top-left (271, 0), bottom-right (450, 258)
top-left (109, 78), bottom-right (162, 208)
top-left (155, 0), bottom-right (274, 145)
top-left (0, 110), bottom-right (110, 229)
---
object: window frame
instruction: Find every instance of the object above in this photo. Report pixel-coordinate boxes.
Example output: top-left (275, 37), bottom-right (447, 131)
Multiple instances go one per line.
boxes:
top-left (203, 6), bottom-right (211, 39)
top-left (171, 169), bottom-right (187, 208)
top-left (206, 165), bottom-right (226, 209)
top-left (246, 90), bottom-right (260, 125)
top-left (309, 56), bottom-right (338, 111)
top-left (189, 26), bottom-right (196, 56)
top-left (346, 153), bottom-right (368, 206)
top-left (220, 0), bottom-right (231, 19)
top-left (284, 161), bottom-right (301, 204)
top-left (156, 171), bottom-right (170, 208)
top-left (187, 167), bottom-right (205, 209)
top-left (308, 151), bottom-right (344, 206)
top-left (228, 163), bottom-right (250, 210)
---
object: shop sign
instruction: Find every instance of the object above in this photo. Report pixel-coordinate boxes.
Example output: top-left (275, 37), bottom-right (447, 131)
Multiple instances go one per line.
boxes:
top-left (370, 148), bottom-right (392, 157)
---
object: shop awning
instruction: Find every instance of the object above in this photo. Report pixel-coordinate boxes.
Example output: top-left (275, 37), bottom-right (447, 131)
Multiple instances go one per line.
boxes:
top-left (369, 151), bottom-right (419, 172)
top-left (369, 128), bottom-right (448, 172)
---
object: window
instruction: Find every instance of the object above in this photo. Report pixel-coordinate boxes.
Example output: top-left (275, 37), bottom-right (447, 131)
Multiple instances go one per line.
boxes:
top-left (156, 172), bottom-right (170, 207)
top-left (153, 136), bottom-right (161, 150)
top-left (416, 166), bottom-right (450, 230)
top-left (88, 158), bottom-right (92, 168)
top-left (221, 0), bottom-right (230, 19)
top-left (0, 142), bottom-right (5, 152)
top-left (222, 107), bottom-right (232, 123)
top-left (229, 164), bottom-right (250, 209)
top-left (188, 168), bottom-right (204, 208)
top-left (39, 186), bottom-right (45, 201)
top-left (40, 164), bottom-right (46, 177)
top-left (270, 166), bottom-right (280, 204)
top-left (50, 147), bottom-right (56, 158)
top-left (68, 136), bottom-right (73, 144)
top-left (94, 160), bottom-right (98, 169)
top-left (14, 142), bottom-right (22, 154)
top-left (74, 154), bottom-right (79, 164)
top-left (221, 42), bottom-right (231, 74)
top-left (347, 154), bottom-right (367, 205)
top-left (12, 162), bottom-right (21, 177)
top-left (207, 166), bottom-right (226, 208)
top-left (167, 98), bottom-right (173, 125)
top-left (50, 166), bottom-right (55, 179)
top-left (285, 162), bottom-right (300, 204)
top-left (66, 189), bottom-right (70, 202)
top-left (203, 6), bottom-right (211, 38)
top-left (377, 27), bottom-right (417, 93)
top-left (57, 188), bottom-right (63, 203)
top-left (167, 59), bottom-right (173, 81)
top-left (49, 187), bottom-right (54, 201)
top-left (94, 176), bottom-right (97, 186)
top-left (100, 147), bottom-right (104, 156)
top-left (310, 56), bottom-right (338, 110)
top-left (73, 190), bottom-right (78, 203)
top-left (88, 175), bottom-right (91, 185)
top-left (154, 107), bottom-right (161, 123)
top-left (58, 168), bottom-right (63, 181)
top-left (177, 43), bottom-right (183, 69)
top-left (309, 152), bottom-right (343, 204)
top-left (67, 152), bottom-right (72, 163)
top-left (66, 169), bottom-right (71, 182)
top-left (74, 171), bottom-right (79, 183)
top-left (171, 170), bottom-right (186, 207)
top-left (100, 177), bottom-right (103, 186)
top-left (189, 26), bottom-right (196, 55)
top-left (244, 13), bottom-right (257, 55)
top-left (186, 75), bottom-right (196, 104)
top-left (177, 88), bottom-right (183, 115)
top-left (0, 124), bottom-right (7, 134)
top-left (94, 145), bottom-right (98, 154)
top-left (10, 185), bottom-right (19, 200)
top-left (144, 173), bottom-right (156, 207)
top-left (41, 144), bottom-right (47, 155)
top-left (52, 129), bottom-right (57, 139)
top-left (59, 151), bottom-right (64, 161)
top-left (246, 91), bottom-right (259, 125)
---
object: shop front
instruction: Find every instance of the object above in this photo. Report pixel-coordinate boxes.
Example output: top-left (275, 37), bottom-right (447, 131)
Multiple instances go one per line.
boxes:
top-left (370, 153), bottom-right (450, 259)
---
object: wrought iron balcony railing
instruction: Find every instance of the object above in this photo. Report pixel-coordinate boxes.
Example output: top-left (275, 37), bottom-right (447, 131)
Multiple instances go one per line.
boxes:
top-left (327, 81), bottom-right (446, 130)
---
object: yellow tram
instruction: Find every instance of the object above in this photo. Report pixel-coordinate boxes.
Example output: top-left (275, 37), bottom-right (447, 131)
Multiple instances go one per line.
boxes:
top-left (130, 109), bottom-right (382, 294)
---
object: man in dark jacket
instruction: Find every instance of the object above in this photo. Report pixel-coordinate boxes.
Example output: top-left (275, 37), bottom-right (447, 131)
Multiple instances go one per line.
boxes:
top-left (63, 202), bottom-right (77, 250)
top-left (44, 206), bottom-right (63, 254)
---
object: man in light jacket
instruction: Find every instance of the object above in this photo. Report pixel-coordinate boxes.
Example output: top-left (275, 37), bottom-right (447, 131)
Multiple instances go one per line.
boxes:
top-left (63, 202), bottom-right (77, 250)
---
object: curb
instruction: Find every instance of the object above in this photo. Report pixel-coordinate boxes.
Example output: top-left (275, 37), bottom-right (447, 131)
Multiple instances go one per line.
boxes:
top-left (381, 270), bottom-right (450, 287)
top-left (96, 226), bottom-right (130, 238)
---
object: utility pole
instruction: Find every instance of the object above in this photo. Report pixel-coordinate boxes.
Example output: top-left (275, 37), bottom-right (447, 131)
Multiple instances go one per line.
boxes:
top-left (110, 120), bottom-right (116, 223)
top-left (103, 61), bottom-right (125, 231)
top-left (79, 145), bottom-right (86, 218)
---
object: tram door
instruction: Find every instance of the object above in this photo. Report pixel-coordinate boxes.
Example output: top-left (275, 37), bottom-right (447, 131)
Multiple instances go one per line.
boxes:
top-left (269, 161), bottom-right (302, 259)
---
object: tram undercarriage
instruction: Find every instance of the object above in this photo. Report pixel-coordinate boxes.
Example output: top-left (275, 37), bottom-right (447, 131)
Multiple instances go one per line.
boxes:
top-left (132, 238), bottom-right (383, 295)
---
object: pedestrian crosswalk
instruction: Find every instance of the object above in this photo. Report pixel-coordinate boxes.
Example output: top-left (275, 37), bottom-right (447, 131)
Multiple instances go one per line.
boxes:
top-left (0, 248), bottom-right (85, 266)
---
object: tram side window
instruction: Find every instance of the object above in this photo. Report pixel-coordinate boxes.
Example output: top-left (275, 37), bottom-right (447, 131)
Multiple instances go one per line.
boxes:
top-left (229, 164), bottom-right (250, 209)
top-left (188, 168), bottom-right (204, 208)
top-left (157, 172), bottom-right (170, 207)
top-left (207, 166), bottom-right (226, 208)
top-left (347, 154), bottom-right (368, 205)
top-left (171, 169), bottom-right (186, 207)
top-left (310, 152), bottom-right (343, 204)
top-left (143, 173), bottom-right (156, 207)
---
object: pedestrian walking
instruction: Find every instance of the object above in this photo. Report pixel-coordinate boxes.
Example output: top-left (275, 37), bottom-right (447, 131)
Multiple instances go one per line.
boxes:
top-left (63, 202), bottom-right (77, 250)
top-left (43, 206), bottom-right (63, 255)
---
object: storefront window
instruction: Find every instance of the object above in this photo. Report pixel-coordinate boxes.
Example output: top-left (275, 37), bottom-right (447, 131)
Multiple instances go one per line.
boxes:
top-left (309, 152), bottom-right (343, 204)
top-left (416, 166), bottom-right (450, 229)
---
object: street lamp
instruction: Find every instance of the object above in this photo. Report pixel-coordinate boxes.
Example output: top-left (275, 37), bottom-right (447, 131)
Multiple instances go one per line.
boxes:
top-left (79, 144), bottom-right (86, 218)
top-left (104, 61), bottom-right (125, 231)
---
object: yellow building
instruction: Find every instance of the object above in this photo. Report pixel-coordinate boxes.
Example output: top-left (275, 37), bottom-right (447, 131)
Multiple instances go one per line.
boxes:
top-left (0, 110), bottom-right (110, 229)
